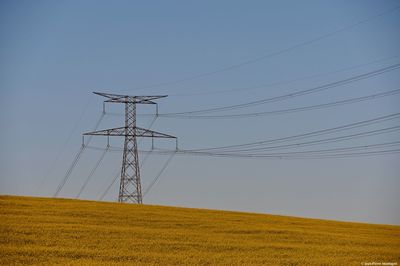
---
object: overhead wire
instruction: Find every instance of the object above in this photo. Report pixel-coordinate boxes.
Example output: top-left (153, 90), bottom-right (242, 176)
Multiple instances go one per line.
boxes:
top-left (53, 145), bottom-right (86, 197)
top-left (161, 63), bottom-right (400, 115)
top-left (169, 54), bottom-right (400, 97)
top-left (76, 145), bottom-right (109, 199)
top-left (158, 88), bottom-right (400, 119)
top-left (86, 120), bottom-right (400, 160)
top-left (99, 170), bottom-right (120, 201)
top-left (185, 112), bottom-right (400, 151)
top-left (211, 126), bottom-right (400, 153)
top-left (285, 149), bottom-right (400, 159)
top-left (177, 141), bottom-right (400, 156)
top-left (138, 115), bottom-right (158, 168)
top-left (53, 112), bottom-right (105, 197)
top-left (173, 149), bottom-right (400, 160)
top-left (223, 141), bottom-right (400, 156)
top-left (87, 144), bottom-right (400, 160)
top-left (35, 96), bottom-right (93, 195)
top-left (143, 152), bottom-right (176, 197)
top-left (86, 124), bottom-right (400, 158)
top-left (123, 5), bottom-right (400, 91)
top-left (152, 141), bottom-right (400, 159)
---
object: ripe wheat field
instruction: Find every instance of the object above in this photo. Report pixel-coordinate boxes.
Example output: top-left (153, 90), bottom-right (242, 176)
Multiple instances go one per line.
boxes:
top-left (0, 195), bottom-right (399, 265)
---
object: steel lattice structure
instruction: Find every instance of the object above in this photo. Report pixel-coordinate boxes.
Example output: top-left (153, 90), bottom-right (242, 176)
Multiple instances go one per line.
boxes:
top-left (84, 92), bottom-right (176, 204)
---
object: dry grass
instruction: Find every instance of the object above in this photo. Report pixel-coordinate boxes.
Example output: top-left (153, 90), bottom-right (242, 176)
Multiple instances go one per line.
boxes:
top-left (0, 195), bottom-right (399, 265)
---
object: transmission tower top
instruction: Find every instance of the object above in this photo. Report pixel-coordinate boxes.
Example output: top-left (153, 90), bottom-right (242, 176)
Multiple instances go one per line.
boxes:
top-left (93, 92), bottom-right (167, 104)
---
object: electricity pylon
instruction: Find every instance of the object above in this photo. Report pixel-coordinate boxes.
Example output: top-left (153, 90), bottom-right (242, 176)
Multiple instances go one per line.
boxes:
top-left (84, 92), bottom-right (177, 204)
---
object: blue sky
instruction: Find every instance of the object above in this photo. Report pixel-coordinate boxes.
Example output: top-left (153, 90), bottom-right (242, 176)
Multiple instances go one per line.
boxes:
top-left (1, 0), bottom-right (399, 224)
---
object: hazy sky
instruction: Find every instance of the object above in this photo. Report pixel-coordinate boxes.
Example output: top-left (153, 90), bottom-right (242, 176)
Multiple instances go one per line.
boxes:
top-left (1, 0), bottom-right (399, 225)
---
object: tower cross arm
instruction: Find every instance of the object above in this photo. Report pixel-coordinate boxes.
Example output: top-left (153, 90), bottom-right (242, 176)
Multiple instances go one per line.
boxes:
top-left (135, 127), bottom-right (176, 139)
top-left (83, 126), bottom-right (126, 136)
top-left (83, 126), bottom-right (176, 139)
top-left (93, 92), bottom-right (167, 104)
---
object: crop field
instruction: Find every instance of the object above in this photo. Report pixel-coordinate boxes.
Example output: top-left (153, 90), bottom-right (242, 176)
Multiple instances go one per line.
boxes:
top-left (0, 195), bottom-right (399, 265)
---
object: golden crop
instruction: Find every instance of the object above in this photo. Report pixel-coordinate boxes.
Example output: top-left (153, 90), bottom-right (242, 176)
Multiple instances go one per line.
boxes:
top-left (0, 195), bottom-right (399, 265)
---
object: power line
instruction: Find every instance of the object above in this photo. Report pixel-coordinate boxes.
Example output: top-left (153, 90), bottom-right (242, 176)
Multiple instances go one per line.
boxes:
top-left (184, 112), bottom-right (400, 151)
top-left (76, 145), bottom-right (109, 199)
top-left (138, 115), bottom-right (158, 168)
top-left (88, 144), bottom-right (400, 160)
top-left (169, 55), bottom-right (400, 97)
top-left (158, 88), bottom-right (400, 119)
top-left (109, 65), bottom-right (400, 119)
top-left (124, 5), bottom-right (400, 91)
top-left (99, 170), bottom-right (120, 201)
top-left (146, 126), bottom-right (400, 154)
top-left (53, 113), bottom-right (105, 198)
top-left (86, 126), bottom-right (400, 157)
top-left (175, 149), bottom-right (400, 160)
top-left (217, 126), bottom-right (400, 153)
top-left (35, 96), bottom-right (93, 195)
top-left (143, 152), bottom-right (176, 197)
top-left (162, 63), bottom-right (400, 115)
top-left (53, 145), bottom-right (85, 197)
top-left (177, 141), bottom-right (400, 156)
top-left (152, 141), bottom-right (400, 158)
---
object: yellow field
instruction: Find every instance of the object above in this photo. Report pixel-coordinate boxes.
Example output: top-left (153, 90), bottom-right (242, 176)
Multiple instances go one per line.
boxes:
top-left (0, 195), bottom-right (399, 265)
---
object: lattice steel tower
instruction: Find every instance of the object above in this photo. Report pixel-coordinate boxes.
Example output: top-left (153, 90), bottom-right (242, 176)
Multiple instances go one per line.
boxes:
top-left (84, 92), bottom-right (176, 204)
